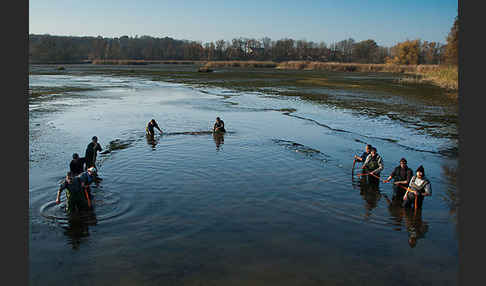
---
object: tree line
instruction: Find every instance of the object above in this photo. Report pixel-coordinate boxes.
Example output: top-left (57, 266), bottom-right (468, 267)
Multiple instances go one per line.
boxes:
top-left (29, 16), bottom-right (457, 65)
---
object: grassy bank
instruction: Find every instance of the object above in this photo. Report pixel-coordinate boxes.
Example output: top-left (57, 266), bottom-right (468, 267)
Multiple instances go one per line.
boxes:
top-left (87, 59), bottom-right (458, 92)
top-left (203, 60), bottom-right (457, 92)
top-left (401, 65), bottom-right (458, 91)
top-left (203, 60), bottom-right (277, 68)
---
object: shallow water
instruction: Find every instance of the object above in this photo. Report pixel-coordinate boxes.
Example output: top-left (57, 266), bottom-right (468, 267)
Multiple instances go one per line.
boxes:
top-left (29, 65), bottom-right (458, 285)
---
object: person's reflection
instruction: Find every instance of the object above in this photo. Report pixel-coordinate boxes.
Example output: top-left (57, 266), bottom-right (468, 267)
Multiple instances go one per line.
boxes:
top-left (404, 208), bottom-right (428, 248)
top-left (62, 211), bottom-right (97, 250)
top-left (146, 133), bottom-right (159, 149)
top-left (383, 194), bottom-right (429, 248)
top-left (358, 179), bottom-right (381, 219)
top-left (213, 132), bottom-right (224, 150)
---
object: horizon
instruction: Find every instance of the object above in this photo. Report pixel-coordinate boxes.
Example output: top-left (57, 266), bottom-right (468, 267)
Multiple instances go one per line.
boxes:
top-left (29, 0), bottom-right (457, 47)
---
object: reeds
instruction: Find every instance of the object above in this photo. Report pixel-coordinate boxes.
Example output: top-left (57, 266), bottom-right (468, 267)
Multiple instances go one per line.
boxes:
top-left (275, 61), bottom-right (442, 73)
top-left (203, 61), bottom-right (277, 68)
top-left (399, 65), bottom-right (458, 91)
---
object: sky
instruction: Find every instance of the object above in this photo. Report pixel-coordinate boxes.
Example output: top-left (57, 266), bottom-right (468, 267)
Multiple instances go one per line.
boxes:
top-left (29, 0), bottom-right (457, 47)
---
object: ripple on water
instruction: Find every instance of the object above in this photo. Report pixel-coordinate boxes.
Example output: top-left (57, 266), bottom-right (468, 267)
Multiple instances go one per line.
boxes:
top-left (39, 186), bottom-right (132, 227)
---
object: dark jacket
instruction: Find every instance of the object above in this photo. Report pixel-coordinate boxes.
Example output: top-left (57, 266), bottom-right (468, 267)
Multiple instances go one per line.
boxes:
top-left (85, 142), bottom-right (102, 166)
top-left (389, 165), bottom-right (413, 185)
top-left (70, 157), bottom-right (86, 176)
top-left (147, 121), bottom-right (160, 134)
top-left (363, 154), bottom-right (384, 174)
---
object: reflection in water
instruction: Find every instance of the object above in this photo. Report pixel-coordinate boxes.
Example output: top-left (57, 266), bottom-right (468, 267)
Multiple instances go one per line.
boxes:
top-left (358, 178), bottom-right (382, 219)
top-left (441, 165), bottom-right (459, 217)
top-left (383, 194), bottom-right (429, 248)
top-left (441, 164), bottom-right (459, 237)
top-left (62, 211), bottom-right (97, 250)
top-left (404, 209), bottom-right (429, 248)
top-left (213, 132), bottom-right (224, 150)
top-left (146, 134), bottom-right (159, 149)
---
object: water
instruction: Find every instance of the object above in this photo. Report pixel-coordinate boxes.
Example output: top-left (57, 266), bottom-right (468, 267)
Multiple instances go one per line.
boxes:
top-left (29, 65), bottom-right (458, 285)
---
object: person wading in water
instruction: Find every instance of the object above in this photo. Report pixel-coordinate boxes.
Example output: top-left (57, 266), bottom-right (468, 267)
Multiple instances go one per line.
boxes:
top-left (354, 144), bottom-right (372, 164)
top-left (213, 117), bottom-right (226, 133)
top-left (402, 165), bottom-right (432, 210)
top-left (85, 136), bottom-right (102, 171)
top-left (56, 172), bottom-right (90, 216)
top-left (362, 147), bottom-right (384, 186)
top-left (70, 153), bottom-right (86, 176)
top-left (77, 167), bottom-right (100, 208)
top-left (146, 119), bottom-right (163, 137)
top-left (384, 158), bottom-right (413, 203)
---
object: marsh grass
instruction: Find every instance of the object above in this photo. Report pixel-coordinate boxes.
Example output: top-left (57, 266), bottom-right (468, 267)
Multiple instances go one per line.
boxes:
top-left (399, 65), bottom-right (458, 92)
top-left (91, 60), bottom-right (456, 91)
top-left (203, 61), bottom-right (277, 68)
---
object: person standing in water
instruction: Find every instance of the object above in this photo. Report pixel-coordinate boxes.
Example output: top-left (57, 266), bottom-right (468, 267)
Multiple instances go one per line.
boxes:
top-left (69, 153), bottom-right (86, 176)
top-left (213, 117), bottom-right (226, 133)
top-left (354, 144), bottom-right (372, 163)
top-left (362, 147), bottom-right (384, 185)
top-left (85, 136), bottom-right (102, 170)
top-left (146, 119), bottom-right (163, 137)
top-left (402, 165), bottom-right (432, 209)
top-left (384, 158), bottom-right (413, 202)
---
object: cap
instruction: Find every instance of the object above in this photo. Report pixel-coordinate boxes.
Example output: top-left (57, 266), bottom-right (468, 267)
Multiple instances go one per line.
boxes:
top-left (416, 165), bottom-right (425, 174)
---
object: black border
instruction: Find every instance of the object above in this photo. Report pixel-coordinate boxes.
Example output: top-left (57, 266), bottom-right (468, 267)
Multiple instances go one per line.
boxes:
top-left (458, 1), bottom-right (478, 286)
top-left (8, 0), bottom-right (28, 285)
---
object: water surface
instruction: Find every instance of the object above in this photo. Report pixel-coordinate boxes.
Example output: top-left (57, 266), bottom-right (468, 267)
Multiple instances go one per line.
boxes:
top-left (29, 65), bottom-right (458, 285)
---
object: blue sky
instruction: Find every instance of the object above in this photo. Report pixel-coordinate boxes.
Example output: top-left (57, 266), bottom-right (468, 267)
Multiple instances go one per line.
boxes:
top-left (29, 0), bottom-right (457, 47)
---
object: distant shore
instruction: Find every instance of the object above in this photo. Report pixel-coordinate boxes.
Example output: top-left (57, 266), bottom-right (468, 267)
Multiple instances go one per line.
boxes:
top-left (30, 59), bottom-right (457, 92)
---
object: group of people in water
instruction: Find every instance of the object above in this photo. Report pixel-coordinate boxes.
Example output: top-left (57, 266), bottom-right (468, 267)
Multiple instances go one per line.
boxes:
top-left (56, 136), bottom-right (103, 216)
top-left (56, 118), bottom-right (430, 222)
top-left (354, 144), bottom-right (432, 210)
top-left (56, 117), bottom-right (226, 216)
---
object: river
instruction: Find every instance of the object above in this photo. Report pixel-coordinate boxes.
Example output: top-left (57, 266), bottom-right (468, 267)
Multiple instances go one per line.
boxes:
top-left (29, 64), bottom-right (459, 285)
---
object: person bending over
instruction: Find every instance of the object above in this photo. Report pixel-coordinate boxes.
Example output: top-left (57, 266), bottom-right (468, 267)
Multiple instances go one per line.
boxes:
top-left (213, 117), bottom-right (226, 133)
top-left (146, 119), bottom-right (163, 136)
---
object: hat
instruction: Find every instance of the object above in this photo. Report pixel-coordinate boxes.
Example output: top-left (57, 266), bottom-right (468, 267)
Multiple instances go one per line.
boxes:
top-left (416, 165), bottom-right (425, 175)
top-left (87, 167), bottom-right (97, 174)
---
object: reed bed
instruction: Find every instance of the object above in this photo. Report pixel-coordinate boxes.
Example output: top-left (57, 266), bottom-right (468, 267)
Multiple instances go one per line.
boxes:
top-left (203, 61), bottom-right (277, 68)
top-left (398, 65), bottom-right (458, 91)
top-left (91, 59), bottom-right (457, 91)
top-left (276, 61), bottom-right (442, 73)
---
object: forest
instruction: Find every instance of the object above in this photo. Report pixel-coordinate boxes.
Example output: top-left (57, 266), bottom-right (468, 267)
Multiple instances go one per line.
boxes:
top-left (29, 17), bottom-right (458, 66)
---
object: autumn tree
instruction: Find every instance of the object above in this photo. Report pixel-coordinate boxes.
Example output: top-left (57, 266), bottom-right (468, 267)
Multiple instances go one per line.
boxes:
top-left (388, 39), bottom-right (421, 65)
top-left (443, 15), bottom-right (458, 65)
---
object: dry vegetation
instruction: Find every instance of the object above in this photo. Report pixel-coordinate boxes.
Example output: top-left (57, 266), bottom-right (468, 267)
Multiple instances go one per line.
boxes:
top-left (92, 59), bottom-right (457, 92)
top-left (398, 65), bottom-right (458, 92)
top-left (203, 61), bottom-right (277, 68)
top-left (275, 61), bottom-right (443, 73)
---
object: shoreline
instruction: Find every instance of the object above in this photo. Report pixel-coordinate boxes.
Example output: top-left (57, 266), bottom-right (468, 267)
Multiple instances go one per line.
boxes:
top-left (30, 60), bottom-right (458, 92)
